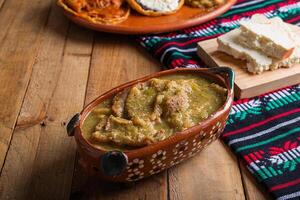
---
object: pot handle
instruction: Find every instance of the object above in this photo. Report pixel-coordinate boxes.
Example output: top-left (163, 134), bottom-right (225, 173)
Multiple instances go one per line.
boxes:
top-left (67, 113), bottom-right (80, 136)
top-left (207, 67), bottom-right (235, 91)
top-left (100, 151), bottom-right (128, 177)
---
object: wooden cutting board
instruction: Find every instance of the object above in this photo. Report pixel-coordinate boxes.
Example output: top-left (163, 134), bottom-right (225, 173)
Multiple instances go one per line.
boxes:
top-left (197, 25), bottom-right (300, 99)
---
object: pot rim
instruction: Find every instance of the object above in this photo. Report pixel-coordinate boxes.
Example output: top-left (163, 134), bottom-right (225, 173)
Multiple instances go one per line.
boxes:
top-left (75, 68), bottom-right (234, 157)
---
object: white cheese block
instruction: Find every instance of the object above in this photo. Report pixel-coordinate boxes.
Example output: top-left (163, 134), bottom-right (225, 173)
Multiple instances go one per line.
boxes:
top-left (217, 28), bottom-right (300, 74)
top-left (137, 0), bottom-right (179, 12)
top-left (217, 29), bottom-right (272, 73)
top-left (239, 14), bottom-right (296, 59)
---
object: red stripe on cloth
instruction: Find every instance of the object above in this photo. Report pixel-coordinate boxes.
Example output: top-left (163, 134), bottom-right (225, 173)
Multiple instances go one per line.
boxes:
top-left (223, 108), bottom-right (300, 137)
top-left (249, 153), bottom-right (259, 161)
top-left (286, 15), bottom-right (300, 23)
top-left (254, 152), bottom-right (263, 159)
top-left (233, 98), bottom-right (251, 105)
top-left (259, 150), bottom-right (264, 154)
top-left (270, 178), bottom-right (300, 191)
top-left (244, 155), bottom-right (252, 164)
top-left (183, 20), bottom-right (218, 34)
top-left (154, 34), bottom-right (221, 56)
top-left (244, 150), bottom-right (266, 163)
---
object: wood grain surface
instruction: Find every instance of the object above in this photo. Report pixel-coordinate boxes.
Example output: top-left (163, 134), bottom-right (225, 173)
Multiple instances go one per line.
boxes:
top-left (0, 0), bottom-right (268, 199)
top-left (169, 141), bottom-right (245, 200)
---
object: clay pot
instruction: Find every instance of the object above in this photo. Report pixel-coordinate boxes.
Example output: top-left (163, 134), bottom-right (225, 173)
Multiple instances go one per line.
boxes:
top-left (67, 67), bottom-right (234, 182)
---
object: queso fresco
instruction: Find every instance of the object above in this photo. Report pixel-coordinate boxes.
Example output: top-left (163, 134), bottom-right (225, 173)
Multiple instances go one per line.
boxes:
top-left (82, 74), bottom-right (227, 150)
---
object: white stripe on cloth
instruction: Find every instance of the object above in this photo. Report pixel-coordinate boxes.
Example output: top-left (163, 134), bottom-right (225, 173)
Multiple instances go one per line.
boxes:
top-left (283, 89), bottom-right (292, 96)
top-left (235, 104), bottom-right (245, 112)
top-left (231, 0), bottom-right (266, 9)
top-left (277, 191), bottom-right (300, 200)
top-left (287, 149), bottom-right (298, 159)
top-left (231, 102), bottom-right (257, 114)
top-left (269, 93), bottom-right (278, 100)
top-left (279, 2), bottom-right (300, 12)
top-left (248, 162), bottom-right (260, 171)
top-left (228, 116), bottom-right (300, 146)
top-left (292, 148), bottom-right (300, 157)
top-left (160, 47), bottom-right (196, 63)
top-left (240, 103), bottom-right (249, 110)
top-left (274, 92), bottom-right (284, 100)
top-left (278, 91), bottom-right (287, 98)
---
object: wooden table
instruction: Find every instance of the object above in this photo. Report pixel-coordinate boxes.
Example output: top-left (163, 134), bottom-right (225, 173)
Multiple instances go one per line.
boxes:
top-left (0, 1), bottom-right (271, 199)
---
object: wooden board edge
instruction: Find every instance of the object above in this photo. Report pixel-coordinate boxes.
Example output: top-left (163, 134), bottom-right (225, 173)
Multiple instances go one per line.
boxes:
top-left (240, 72), bottom-right (300, 99)
top-left (197, 44), bottom-right (242, 99)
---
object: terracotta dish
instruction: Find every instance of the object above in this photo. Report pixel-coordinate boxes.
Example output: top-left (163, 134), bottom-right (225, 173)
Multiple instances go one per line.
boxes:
top-left (67, 67), bottom-right (234, 182)
top-left (58, 0), bottom-right (237, 34)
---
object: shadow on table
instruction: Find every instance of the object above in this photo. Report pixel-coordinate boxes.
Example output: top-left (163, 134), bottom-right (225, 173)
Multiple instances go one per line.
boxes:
top-left (70, 160), bottom-right (166, 200)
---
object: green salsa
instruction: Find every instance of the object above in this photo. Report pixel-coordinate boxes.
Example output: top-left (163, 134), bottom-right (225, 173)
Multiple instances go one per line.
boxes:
top-left (82, 74), bottom-right (227, 150)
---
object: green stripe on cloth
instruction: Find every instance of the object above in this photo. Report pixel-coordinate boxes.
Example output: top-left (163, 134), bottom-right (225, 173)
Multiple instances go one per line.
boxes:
top-left (236, 127), bottom-right (300, 152)
top-left (251, 157), bottom-right (300, 180)
top-left (170, 52), bottom-right (191, 59)
top-left (257, 169), bottom-right (268, 180)
top-left (222, 0), bottom-right (284, 17)
top-left (269, 167), bottom-right (278, 176)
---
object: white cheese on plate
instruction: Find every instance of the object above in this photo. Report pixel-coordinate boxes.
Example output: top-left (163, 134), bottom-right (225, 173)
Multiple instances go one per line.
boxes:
top-left (137, 0), bottom-right (179, 12)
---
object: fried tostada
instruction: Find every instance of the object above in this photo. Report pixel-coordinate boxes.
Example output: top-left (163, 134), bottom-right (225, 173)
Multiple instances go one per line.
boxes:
top-left (57, 0), bottom-right (130, 24)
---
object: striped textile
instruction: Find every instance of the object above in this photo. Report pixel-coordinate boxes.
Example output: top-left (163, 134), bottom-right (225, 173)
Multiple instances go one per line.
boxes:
top-left (223, 85), bottom-right (300, 199)
top-left (138, 0), bottom-right (300, 199)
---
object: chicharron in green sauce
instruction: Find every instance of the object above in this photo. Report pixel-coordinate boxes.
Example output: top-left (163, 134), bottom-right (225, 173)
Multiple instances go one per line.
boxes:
top-left (82, 74), bottom-right (227, 151)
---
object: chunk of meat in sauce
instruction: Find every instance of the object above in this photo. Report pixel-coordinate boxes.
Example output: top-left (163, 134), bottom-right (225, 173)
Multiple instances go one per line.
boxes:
top-left (125, 82), bottom-right (157, 120)
top-left (95, 115), bottom-right (108, 131)
top-left (112, 89), bottom-right (129, 117)
top-left (165, 91), bottom-right (189, 114)
top-left (92, 115), bottom-right (158, 147)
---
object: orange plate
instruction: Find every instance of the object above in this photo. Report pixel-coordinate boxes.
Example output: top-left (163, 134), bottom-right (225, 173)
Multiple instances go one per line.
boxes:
top-left (61, 0), bottom-right (237, 34)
